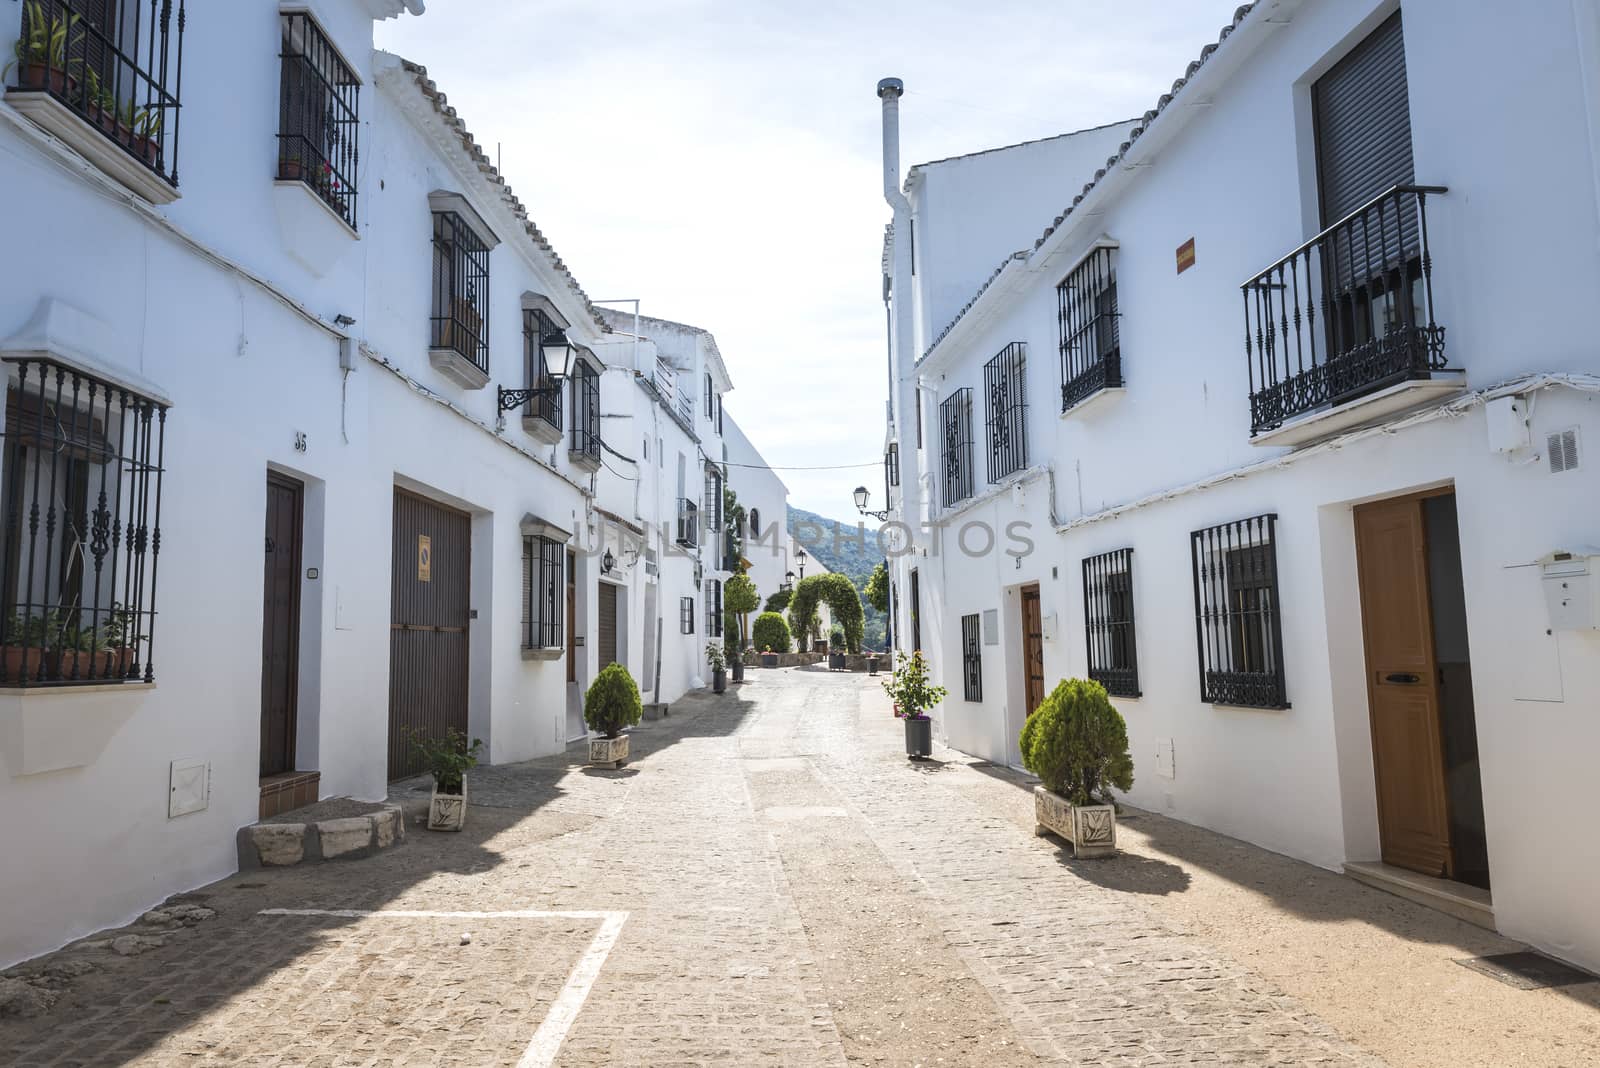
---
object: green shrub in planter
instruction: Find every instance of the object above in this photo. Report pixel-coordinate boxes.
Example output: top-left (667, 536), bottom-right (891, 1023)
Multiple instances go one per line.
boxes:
top-left (751, 611), bottom-right (791, 654)
top-left (1019, 678), bottom-right (1133, 806)
top-left (584, 662), bottom-right (642, 738)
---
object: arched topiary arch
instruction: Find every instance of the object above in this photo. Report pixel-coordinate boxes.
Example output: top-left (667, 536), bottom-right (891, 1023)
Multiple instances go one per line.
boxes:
top-left (788, 573), bottom-right (864, 653)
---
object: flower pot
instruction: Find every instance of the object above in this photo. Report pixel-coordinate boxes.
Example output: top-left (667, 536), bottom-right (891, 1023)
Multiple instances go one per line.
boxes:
top-left (130, 133), bottom-right (159, 167)
top-left (759, 653), bottom-right (779, 669)
top-left (828, 652), bottom-right (846, 671)
top-left (16, 62), bottom-right (75, 98)
top-left (1, 645), bottom-right (51, 684)
top-left (712, 668), bottom-right (727, 694)
top-left (867, 656), bottom-right (880, 676)
top-left (280, 159), bottom-right (305, 181)
top-left (56, 648), bottom-right (114, 681)
top-left (903, 715), bottom-right (932, 759)
top-left (428, 778), bottom-right (468, 831)
top-left (1032, 785), bottom-right (1116, 858)
top-left (589, 733), bottom-right (629, 769)
top-left (730, 660), bottom-right (744, 683)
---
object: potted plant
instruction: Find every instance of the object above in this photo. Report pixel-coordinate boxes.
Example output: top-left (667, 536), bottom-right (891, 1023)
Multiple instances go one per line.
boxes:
top-left (124, 104), bottom-right (161, 167)
top-left (1020, 678), bottom-right (1134, 858)
top-left (827, 627), bottom-right (847, 671)
top-left (1, 610), bottom-right (61, 683)
top-left (279, 152), bottom-right (306, 181)
top-left (706, 642), bottom-right (727, 694)
top-left (408, 727), bottom-right (483, 831)
top-left (728, 644), bottom-right (744, 684)
top-left (99, 602), bottom-right (137, 679)
top-left (758, 645), bottom-right (778, 669)
top-left (585, 662), bottom-right (641, 768)
top-left (4, 3), bottom-right (83, 98)
top-left (883, 650), bottom-right (945, 760)
top-left (56, 624), bottom-right (109, 681)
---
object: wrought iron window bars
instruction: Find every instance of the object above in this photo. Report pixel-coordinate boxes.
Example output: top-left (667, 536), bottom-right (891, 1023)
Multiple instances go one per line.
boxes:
top-left (984, 342), bottom-right (1028, 482)
top-left (1057, 246), bottom-right (1121, 412)
top-left (1082, 548), bottom-right (1140, 698)
top-left (278, 12), bottom-right (358, 227)
top-left (0, 357), bottom-right (167, 685)
top-left (961, 613), bottom-right (982, 701)
top-left (568, 358), bottom-right (600, 462)
top-left (939, 388), bottom-right (974, 508)
top-left (430, 210), bottom-right (491, 373)
top-left (521, 534), bottom-right (562, 650)
top-left (1189, 514), bottom-right (1288, 709)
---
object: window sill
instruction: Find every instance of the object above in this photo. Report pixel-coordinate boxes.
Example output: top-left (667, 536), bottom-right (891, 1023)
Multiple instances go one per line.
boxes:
top-left (1250, 372), bottom-right (1467, 448)
top-left (6, 90), bottom-right (179, 205)
top-left (428, 347), bottom-right (490, 390)
top-left (271, 179), bottom-right (358, 277)
top-left (522, 414), bottom-right (563, 446)
top-left (569, 448), bottom-right (602, 473)
top-left (520, 647), bottom-right (563, 662)
top-left (0, 684), bottom-right (152, 777)
top-left (1060, 385), bottom-right (1125, 420)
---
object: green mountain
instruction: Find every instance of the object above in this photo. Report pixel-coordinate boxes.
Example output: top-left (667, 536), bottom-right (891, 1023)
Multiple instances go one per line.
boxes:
top-left (787, 504), bottom-right (887, 649)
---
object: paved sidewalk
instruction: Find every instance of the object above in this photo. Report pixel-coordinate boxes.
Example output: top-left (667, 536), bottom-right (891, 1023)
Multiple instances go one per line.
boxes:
top-left (2, 667), bottom-right (1597, 1066)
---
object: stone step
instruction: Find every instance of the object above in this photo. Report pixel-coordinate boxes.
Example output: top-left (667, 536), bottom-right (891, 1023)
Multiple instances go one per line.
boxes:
top-left (237, 799), bottom-right (405, 869)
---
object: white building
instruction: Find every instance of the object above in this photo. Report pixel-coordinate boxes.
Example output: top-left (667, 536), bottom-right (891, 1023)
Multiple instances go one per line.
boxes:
top-left (879, 0), bottom-right (1600, 973)
top-left (722, 412), bottom-right (792, 632)
top-left (0, 1), bottom-right (740, 968)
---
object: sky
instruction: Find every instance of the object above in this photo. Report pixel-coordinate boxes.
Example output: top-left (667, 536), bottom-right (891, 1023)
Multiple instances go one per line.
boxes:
top-left (376, 1), bottom-right (1242, 517)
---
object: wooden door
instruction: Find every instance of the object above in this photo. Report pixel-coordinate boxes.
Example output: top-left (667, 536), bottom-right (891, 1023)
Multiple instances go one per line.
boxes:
top-left (1020, 584), bottom-right (1045, 716)
top-left (388, 489), bottom-right (470, 780)
top-left (597, 582), bottom-right (618, 669)
top-left (260, 473), bottom-right (303, 777)
top-left (1355, 495), bottom-right (1452, 876)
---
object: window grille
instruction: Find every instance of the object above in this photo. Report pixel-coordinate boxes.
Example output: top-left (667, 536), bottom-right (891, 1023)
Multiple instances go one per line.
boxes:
top-left (1057, 246), bottom-right (1121, 411)
top-left (748, 508), bottom-right (760, 537)
top-left (704, 373), bottom-right (714, 419)
top-left (522, 308), bottom-right (562, 431)
top-left (13, 0), bottom-right (185, 188)
top-left (278, 12), bottom-right (358, 227)
top-left (715, 395), bottom-right (724, 435)
top-left (885, 443), bottom-right (899, 489)
top-left (569, 358), bottom-right (600, 462)
top-left (961, 613), bottom-right (982, 701)
top-left (909, 567), bottom-right (922, 653)
top-left (679, 596), bottom-right (694, 635)
top-left (0, 357), bottom-right (167, 685)
top-left (703, 465), bottom-right (722, 533)
top-left (983, 343), bottom-right (1027, 482)
top-left (1082, 548), bottom-right (1140, 697)
top-left (1190, 514), bottom-right (1288, 708)
top-left (676, 499), bottom-right (699, 548)
top-left (939, 388), bottom-right (974, 507)
top-left (430, 211), bottom-right (491, 372)
top-left (705, 579), bottom-right (723, 637)
top-left (521, 534), bottom-right (563, 650)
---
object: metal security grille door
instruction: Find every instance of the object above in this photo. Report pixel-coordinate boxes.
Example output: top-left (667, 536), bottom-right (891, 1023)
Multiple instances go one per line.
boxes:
top-left (597, 581), bottom-right (618, 668)
top-left (388, 490), bottom-right (470, 780)
top-left (260, 474), bottom-right (303, 777)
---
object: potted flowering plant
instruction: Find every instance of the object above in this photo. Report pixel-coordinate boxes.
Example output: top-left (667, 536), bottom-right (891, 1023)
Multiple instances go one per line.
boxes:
top-left (4, 3), bottom-right (82, 97)
top-left (759, 646), bottom-right (779, 669)
top-left (408, 727), bottom-right (483, 831)
top-left (585, 662), bottom-right (642, 768)
top-left (883, 650), bottom-right (945, 760)
top-left (1020, 678), bottom-right (1133, 858)
top-left (706, 642), bottom-right (727, 694)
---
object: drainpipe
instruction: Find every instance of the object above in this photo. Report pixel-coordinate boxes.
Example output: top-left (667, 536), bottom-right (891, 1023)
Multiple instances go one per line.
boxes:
top-left (879, 76), bottom-right (916, 656)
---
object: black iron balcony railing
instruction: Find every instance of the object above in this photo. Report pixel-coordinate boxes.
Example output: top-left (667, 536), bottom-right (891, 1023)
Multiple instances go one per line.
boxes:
top-left (521, 310), bottom-right (562, 431)
top-left (430, 210), bottom-right (490, 373)
top-left (7, 0), bottom-right (185, 188)
top-left (676, 499), bottom-right (699, 548)
top-left (1243, 185), bottom-right (1449, 436)
top-left (569, 359), bottom-right (601, 463)
top-left (278, 12), bottom-right (358, 228)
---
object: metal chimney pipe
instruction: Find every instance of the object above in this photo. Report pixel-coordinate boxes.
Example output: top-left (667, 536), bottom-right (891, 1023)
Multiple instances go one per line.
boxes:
top-left (877, 78), bottom-right (909, 213)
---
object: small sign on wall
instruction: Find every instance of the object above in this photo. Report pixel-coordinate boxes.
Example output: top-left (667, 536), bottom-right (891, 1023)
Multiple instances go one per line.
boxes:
top-left (1176, 237), bottom-right (1196, 274)
top-left (417, 534), bottom-right (432, 582)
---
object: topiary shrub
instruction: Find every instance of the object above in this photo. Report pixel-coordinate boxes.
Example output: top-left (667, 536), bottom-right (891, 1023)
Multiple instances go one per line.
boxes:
top-left (751, 611), bottom-right (791, 654)
top-left (787, 573), bottom-right (864, 652)
top-left (1019, 678), bottom-right (1134, 806)
top-left (584, 662), bottom-right (642, 738)
top-left (763, 587), bottom-right (792, 615)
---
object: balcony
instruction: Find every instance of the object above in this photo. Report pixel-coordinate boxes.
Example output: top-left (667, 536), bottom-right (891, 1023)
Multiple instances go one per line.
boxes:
top-left (1242, 186), bottom-right (1460, 446)
top-left (675, 499), bottom-right (699, 548)
top-left (4, 0), bottom-right (184, 204)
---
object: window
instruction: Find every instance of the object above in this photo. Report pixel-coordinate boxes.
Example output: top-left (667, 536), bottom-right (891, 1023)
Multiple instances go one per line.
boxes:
top-left (961, 613), bottom-right (982, 701)
top-left (703, 465), bottom-right (722, 533)
top-left (569, 357), bottom-right (600, 464)
top-left (705, 579), bottom-right (723, 637)
top-left (884, 443), bottom-right (899, 489)
top-left (1190, 514), bottom-right (1287, 709)
top-left (938, 388), bottom-right (974, 507)
top-left (0, 356), bottom-right (167, 685)
top-left (430, 210), bottom-right (491, 373)
top-left (1057, 246), bottom-right (1120, 412)
top-left (704, 373), bottom-right (714, 419)
top-left (521, 533), bottom-right (564, 651)
top-left (983, 343), bottom-right (1027, 482)
top-left (679, 596), bottom-right (695, 635)
top-left (715, 395), bottom-right (724, 435)
top-left (909, 567), bottom-right (922, 653)
top-left (676, 499), bottom-right (699, 548)
top-left (10, 0), bottom-right (184, 188)
top-left (749, 508), bottom-right (761, 537)
top-left (522, 308), bottom-right (563, 432)
top-left (1082, 548), bottom-right (1140, 697)
top-left (278, 13), bottom-right (359, 228)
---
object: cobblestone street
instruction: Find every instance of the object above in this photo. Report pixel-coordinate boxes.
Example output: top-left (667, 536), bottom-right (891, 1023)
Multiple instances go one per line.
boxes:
top-left (4, 667), bottom-right (1598, 1066)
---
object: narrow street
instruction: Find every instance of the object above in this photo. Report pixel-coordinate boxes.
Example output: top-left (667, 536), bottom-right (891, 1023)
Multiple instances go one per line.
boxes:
top-left (4, 668), bottom-right (1597, 1067)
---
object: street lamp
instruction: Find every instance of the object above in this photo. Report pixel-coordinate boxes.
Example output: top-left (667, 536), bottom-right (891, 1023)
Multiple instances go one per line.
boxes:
top-left (852, 485), bottom-right (891, 521)
top-left (781, 570), bottom-right (795, 592)
top-left (600, 548), bottom-right (615, 575)
top-left (497, 327), bottom-right (577, 411)
top-left (796, 548), bottom-right (807, 579)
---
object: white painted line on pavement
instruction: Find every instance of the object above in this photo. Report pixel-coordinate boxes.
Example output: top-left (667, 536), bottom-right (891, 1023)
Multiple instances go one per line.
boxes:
top-left (256, 907), bottom-right (630, 1067)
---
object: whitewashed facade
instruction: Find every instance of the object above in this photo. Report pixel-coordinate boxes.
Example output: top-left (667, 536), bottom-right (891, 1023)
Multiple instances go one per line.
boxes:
top-left (0, 1), bottom-right (762, 968)
top-left (722, 413), bottom-right (791, 630)
top-left (880, 0), bottom-right (1600, 973)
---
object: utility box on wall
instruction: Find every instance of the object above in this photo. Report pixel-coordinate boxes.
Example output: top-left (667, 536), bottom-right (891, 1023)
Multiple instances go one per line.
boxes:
top-left (1540, 550), bottom-right (1600, 631)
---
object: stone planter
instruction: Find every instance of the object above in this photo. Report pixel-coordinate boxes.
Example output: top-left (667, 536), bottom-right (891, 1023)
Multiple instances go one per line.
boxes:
top-left (589, 733), bottom-right (629, 769)
top-left (730, 660), bottom-right (744, 683)
top-left (427, 779), bottom-right (468, 832)
top-left (827, 652), bottom-right (847, 671)
top-left (712, 668), bottom-right (727, 693)
top-left (867, 656), bottom-right (880, 676)
top-left (760, 653), bottom-right (779, 669)
top-left (1033, 785), bottom-right (1116, 858)
top-left (903, 715), bottom-right (932, 759)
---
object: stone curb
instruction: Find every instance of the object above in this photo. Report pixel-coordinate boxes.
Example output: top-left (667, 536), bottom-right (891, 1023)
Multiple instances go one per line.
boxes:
top-left (236, 804), bottom-right (405, 869)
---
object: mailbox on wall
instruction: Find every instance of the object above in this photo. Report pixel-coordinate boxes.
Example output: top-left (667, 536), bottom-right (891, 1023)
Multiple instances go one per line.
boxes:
top-left (1540, 550), bottom-right (1600, 631)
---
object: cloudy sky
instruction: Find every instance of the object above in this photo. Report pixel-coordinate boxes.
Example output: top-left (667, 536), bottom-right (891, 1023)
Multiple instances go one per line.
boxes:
top-left (377, 1), bottom-right (1240, 516)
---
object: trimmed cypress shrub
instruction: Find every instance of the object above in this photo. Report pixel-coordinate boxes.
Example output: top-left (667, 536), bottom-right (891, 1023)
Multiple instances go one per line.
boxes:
top-left (584, 662), bottom-right (642, 738)
top-left (1019, 678), bottom-right (1134, 806)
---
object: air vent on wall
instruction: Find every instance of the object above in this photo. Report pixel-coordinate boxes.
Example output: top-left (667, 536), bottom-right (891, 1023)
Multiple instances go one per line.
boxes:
top-left (1548, 428), bottom-right (1580, 473)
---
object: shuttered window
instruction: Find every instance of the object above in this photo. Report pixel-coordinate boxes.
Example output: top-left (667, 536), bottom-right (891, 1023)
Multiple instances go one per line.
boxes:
top-left (1313, 12), bottom-right (1415, 228)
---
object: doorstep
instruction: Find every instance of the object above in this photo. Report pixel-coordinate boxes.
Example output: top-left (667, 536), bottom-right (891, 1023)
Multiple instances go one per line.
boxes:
top-left (259, 770), bottom-right (321, 819)
top-left (1344, 860), bottom-right (1495, 931)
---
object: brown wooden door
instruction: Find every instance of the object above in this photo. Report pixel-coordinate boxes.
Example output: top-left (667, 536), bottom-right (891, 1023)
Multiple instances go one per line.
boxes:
top-left (1021, 584), bottom-right (1045, 716)
top-left (388, 489), bottom-right (470, 780)
top-left (260, 473), bottom-right (303, 777)
top-left (1355, 495), bottom-right (1452, 877)
top-left (597, 582), bottom-right (618, 669)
